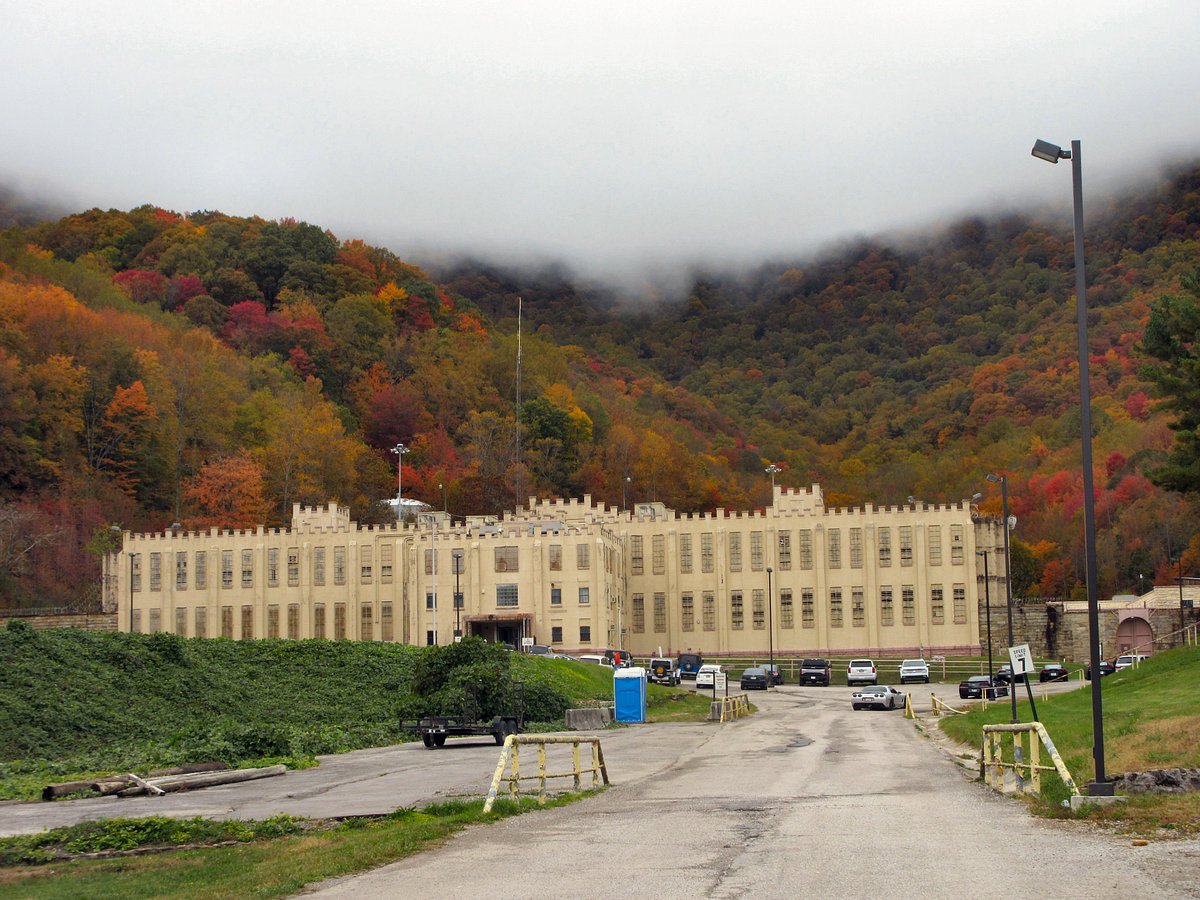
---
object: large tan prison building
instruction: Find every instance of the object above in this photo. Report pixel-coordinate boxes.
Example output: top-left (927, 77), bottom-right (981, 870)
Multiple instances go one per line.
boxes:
top-left (105, 485), bottom-right (1006, 658)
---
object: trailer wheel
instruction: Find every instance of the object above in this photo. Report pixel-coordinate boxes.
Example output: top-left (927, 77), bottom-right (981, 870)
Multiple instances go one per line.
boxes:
top-left (421, 733), bottom-right (434, 748)
top-left (433, 734), bottom-right (446, 747)
top-left (494, 719), bottom-right (512, 745)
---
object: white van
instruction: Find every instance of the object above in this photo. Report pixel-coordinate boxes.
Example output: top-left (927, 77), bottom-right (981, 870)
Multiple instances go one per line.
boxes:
top-left (1113, 653), bottom-right (1148, 671)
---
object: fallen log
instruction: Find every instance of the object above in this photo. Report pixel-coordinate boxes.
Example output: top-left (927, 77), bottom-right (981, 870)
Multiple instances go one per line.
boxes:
top-left (147, 761), bottom-right (229, 777)
top-left (93, 777), bottom-right (135, 796)
top-left (117, 764), bottom-right (287, 797)
top-left (42, 763), bottom-right (231, 801)
top-left (41, 780), bottom-right (101, 801)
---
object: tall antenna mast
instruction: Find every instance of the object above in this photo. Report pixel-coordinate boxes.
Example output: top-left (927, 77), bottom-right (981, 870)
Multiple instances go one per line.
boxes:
top-left (515, 295), bottom-right (522, 462)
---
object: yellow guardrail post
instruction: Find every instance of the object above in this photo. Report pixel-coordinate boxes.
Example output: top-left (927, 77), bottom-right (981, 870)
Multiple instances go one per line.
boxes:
top-left (484, 735), bottom-right (611, 813)
top-left (980, 722), bottom-right (1078, 798)
top-left (904, 691), bottom-right (914, 718)
top-left (572, 741), bottom-right (582, 790)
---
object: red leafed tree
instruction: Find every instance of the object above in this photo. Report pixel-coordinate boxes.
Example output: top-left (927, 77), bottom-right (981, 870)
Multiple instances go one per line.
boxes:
top-left (183, 451), bottom-right (270, 530)
top-left (113, 269), bottom-right (168, 306)
top-left (93, 380), bottom-right (159, 496)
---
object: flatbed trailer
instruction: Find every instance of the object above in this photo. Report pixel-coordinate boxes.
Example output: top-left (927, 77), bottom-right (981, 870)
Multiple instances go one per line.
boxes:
top-left (401, 681), bottom-right (525, 749)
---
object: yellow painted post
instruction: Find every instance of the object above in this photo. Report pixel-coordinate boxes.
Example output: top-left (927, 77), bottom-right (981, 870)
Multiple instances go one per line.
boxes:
top-left (537, 743), bottom-right (547, 804)
top-left (931, 693), bottom-right (939, 716)
top-left (483, 737), bottom-right (514, 813)
top-left (1029, 730), bottom-right (1041, 794)
top-left (572, 741), bottom-right (582, 790)
top-left (510, 743), bottom-right (521, 800)
top-left (991, 732), bottom-right (1004, 789)
top-left (592, 740), bottom-right (601, 787)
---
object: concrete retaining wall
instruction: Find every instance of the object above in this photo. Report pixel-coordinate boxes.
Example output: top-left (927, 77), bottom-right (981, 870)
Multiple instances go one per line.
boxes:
top-left (0, 613), bottom-right (118, 633)
top-left (565, 707), bottom-right (613, 730)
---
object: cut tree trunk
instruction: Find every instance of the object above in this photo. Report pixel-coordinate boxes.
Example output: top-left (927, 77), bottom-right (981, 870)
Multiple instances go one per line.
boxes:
top-left (116, 764), bottom-right (287, 797)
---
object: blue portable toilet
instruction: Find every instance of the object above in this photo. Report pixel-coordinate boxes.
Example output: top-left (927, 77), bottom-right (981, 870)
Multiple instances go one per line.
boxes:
top-left (613, 666), bottom-right (647, 723)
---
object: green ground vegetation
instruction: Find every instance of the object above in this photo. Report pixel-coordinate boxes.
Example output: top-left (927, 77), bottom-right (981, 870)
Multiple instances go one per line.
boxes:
top-left (939, 645), bottom-right (1200, 835)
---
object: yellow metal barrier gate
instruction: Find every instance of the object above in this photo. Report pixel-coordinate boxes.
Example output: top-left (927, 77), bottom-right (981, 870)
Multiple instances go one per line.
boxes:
top-left (719, 693), bottom-right (750, 722)
top-left (981, 722), bottom-right (1079, 798)
top-left (483, 735), bottom-right (609, 813)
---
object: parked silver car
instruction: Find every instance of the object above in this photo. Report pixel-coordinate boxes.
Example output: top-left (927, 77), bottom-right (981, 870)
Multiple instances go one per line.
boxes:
top-left (851, 685), bottom-right (907, 710)
top-left (846, 658), bottom-right (877, 686)
top-left (898, 659), bottom-right (930, 684)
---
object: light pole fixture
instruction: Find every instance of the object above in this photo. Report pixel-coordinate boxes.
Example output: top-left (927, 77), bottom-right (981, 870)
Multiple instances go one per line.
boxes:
top-left (977, 549), bottom-right (994, 681)
top-left (440, 482), bottom-right (447, 516)
top-left (985, 472), bottom-right (1018, 724)
top-left (390, 443), bottom-right (410, 521)
top-left (765, 464), bottom-right (781, 494)
top-left (767, 566), bottom-right (775, 688)
top-left (622, 475), bottom-right (631, 512)
top-left (1032, 137), bottom-right (1108, 796)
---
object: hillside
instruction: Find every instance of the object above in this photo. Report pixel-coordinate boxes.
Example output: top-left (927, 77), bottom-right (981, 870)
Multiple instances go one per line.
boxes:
top-left (2, 164), bottom-right (1200, 608)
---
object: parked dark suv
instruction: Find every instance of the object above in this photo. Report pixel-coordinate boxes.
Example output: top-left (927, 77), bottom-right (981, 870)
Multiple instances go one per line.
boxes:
top-left (799, 658), bottom-right (831, 686)
top-left (677, 652), bottom-right (704, 680)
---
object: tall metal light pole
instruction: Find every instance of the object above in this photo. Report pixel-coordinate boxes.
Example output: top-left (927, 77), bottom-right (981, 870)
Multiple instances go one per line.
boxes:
top-left (767, 566), bottom-right (775, 687)
top-left (440, 482), bottom-right (447, 516)
top-left (986, 473), bottom-right (1018, 724)
top-left (977, 550), bottom-right (994, 679)
top-left (622, 475), bottom-right (631, 512)
top-left (1032, 138), bottom-right (1108, 795)
top-left (391, 443), bottom-right (409, 522)
top-left (765, 464), bottom-right (781, 496)
top-left (453, 549), bottom-right (464, 641)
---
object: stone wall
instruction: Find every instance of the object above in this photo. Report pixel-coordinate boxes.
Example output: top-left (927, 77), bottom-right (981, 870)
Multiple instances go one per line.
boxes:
top-left (0, 613), bottom-right (119, 633)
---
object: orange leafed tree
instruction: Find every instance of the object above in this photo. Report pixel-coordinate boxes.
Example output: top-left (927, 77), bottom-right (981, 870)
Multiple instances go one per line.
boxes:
top-left (182, 451), bottom-right (270, 530)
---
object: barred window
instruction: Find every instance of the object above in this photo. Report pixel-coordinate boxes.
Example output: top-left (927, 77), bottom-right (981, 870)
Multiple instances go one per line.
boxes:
top-left (221, 606), bottom-right (233, 638)
top-left (881, 588), bottom-right (894, 626)
top-left (148, 609), bottom-right (161, 632)
top-left (424, 548), bottom-right (436, 575)
top-left (653, 592), bottom-right (666, 632)
top-left (131, 553), bottom-right (142, 591)
top-left (360, 545), bottom-right (373, 583)
top-left (828, 529), bottom-right (841, 569)
top-left (549, 544), bottom-right (562, 571)
top-left (194, 607), bottom-right (206, 638)
top-left (681, 592), bottom-right (694, 631)
top-left (268, 548), bottom-right (279, 587)
top-left (195, 551), bottom-right (206, 590)
top-left (778, 531), bottom-right (791, 570)
top-left (334, 603), bottom-right (346, 639)
top-left (953, 584), bottom-right (967, 623)
top-left (680, 534), bottom-right (693, 573)
top-left (729, 533), bottom-right (742, 572)
top-left (752, 589), bottom-right (765, 629)
top-left (702, 592), bottom-right (716, 631)
top-left (801, 589), bottom-right (815, 628)
top-left (361, 605), bottom-right (373, 641)
top-left (175, 607), bottom-right (187, 636)
top-left (931, 585), bottom-right (944, 624)
top-left (701, 533), bottom-right (714, 573)
top-left (750, 531), bottom-right (763, 571)
top-left (878, 527), bottom-right (892, 567)
top-left (849, 528), bottom-right (863, 569)
top-left (288, 603), bottom-right (300, 639)
top-left (241, 605), bottom-right (253, 639)
top-left (382, 603), bottom-right (394, 641)
top-left (950, 525), bottom-right (965, 564)
top-left (313, 547), bottom-right (326, 586)
top-left (314, 604), bottom-right (326, 639)
top-left (902, 586), bottom-right (915, 625)
top-left (288, 547), bottom-right (300, 586)
top-left (267, 604), bottom-right (279, 638)
top-left (630, 535), bottom-right (644, 575)
top-left (452, 550), bottom-right (465, 574)
top-left (149, 552), bottom-right (161, 591)
top-left (132, 609), bottom-right (142, 632)
top-left (731, 591), bottom-right (744, 630)
top-left (652, 534), bottom-right (665, 575)
top-left (176, 551), bottom-right (187, 589)
top-left (495, 546), bottom-right (519, 572)
top-left (577, 544), bottom-right (590, 569)
top-left (899, 526), bottom-right (913, 566)
top-left (381, 544), bottom-right (393, 583)
top-left (240, 550), bottom-right (253, 588)
top-left (852, 588), bottom-right (865, 627)
top-left (830, 588), bottom-right (843, 627)
top-left (780, 589), bottom-right (794, 628)
top-left (334, 546), bottom-right (346, 585)
top-left (927, 526), bottom-right (942, 566)
top-left (798, 530), bottom-right (813, 570)
top-left (221, 551), bottom-right (233, 589)
top-left (632, 594), bottom-right (645, 632)
top-left (578, 587), bottom-right (590, 605)
top-left (497, 584), bottom-right (519, 608)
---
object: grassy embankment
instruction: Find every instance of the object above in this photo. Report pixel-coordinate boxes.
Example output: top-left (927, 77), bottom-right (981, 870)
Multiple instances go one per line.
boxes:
top-left (939, 644), bottom-right (1200, 836)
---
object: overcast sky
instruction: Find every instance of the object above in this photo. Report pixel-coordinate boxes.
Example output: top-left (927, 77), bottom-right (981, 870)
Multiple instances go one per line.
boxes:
top-left (3, 1), bottom-right (1199, 289)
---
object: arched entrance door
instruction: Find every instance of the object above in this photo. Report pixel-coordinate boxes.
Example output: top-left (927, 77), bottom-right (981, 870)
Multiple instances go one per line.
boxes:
top-left (1115, 616), bottom-right (1153, 655)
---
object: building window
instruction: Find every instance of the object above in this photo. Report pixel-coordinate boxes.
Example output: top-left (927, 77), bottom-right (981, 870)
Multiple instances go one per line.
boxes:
top-left (132, 609), bottom-right (142, 633)
top-left (267, 605), bottom-right (280, 638)
top-left (551, 625), bottom-right (563, 643)
top-left (221, 606), bottom-right (233, 638)
top-left (577, 544), bottom-right (590, 569)
top-left (222, 551), bottom-right (233, 589)
top-left (131, 554), bottom-right (142, 592)
top-left (881, 588), bottom-right (894, 626)
top-left (798, 530), bottom-right (813, 570)
top-left (361, 605), bottom-right (373, 641)
top-left (828, 529), bottom-right (841, 569)
top-left (780, 589), bottom-right (794, 628)
top-left (878, 528), bottom-right (892, 567)
top-left (334, 547), bottom-right (346, 585)
top-left (731, 591), bottom-right (743, 630)
top-left (702, 592), bottom-right (716, 631)
top-left (654, 593), bottom-right (666, 632)
top-left (801, 589), bottom-right (814, 628)
top-left (681, 593), bottom-right (694, 631)
top-left (452, 550), bottom-right (465, 574)
top-left (778, 531), bottom-right (791, 570)
top-left (928, 527), bottom-right (942, 566)
top-left (580, 624), bottom-right (591, 643)
top-left (194, 607), bottom-right (206, 638)
top-left (426, 591), bottom-right (435, 611)
top-left (701, 533), bottom-right (714, 573)
top-left (426, 630), bottom-right (435, 646)
top-left (288, 547), bottom-right (300, 586)
top-left (578, 587), bottom-right (589, 605)
top-left (313, 547), bottom-right (326, 586)
top-left (195, 551), bottom-right (206, 590)
top-left (899, 526), bottom-right (913, 566)
top-left (902, 586), bottom-right (915, 625)
top-left (630, 535), bottom-right (643, 575)
top-left (175, 607), bottom-right (187, 636)
top-left (729, 533), bottom-right (742, 572)
top-left (680, 534), bottom-right (693, 573)
top-left (752, 589), bottom-right (765, 629)
top-left (174, 551), bottom-right (187, 590)
top-left (652, 534), bottom-right (665, 575)
top-left (360, 546), bottom-right (373, 583)
top-left (495, 546), bottom-right (519, 573)
top-left (314, 604), bottom-right (326, 639)
top-left (551, 586), bottom-right (562, 606)
top-left (931, 585), bottom-right (944, 624)
top-left (497, 584), bottom-right (518, 607)
top-left (268, 548), bottom-right (279, 587)
top-left (241, 605), bottom-right (253, 639)
top-left (750, 531), bottom-right (763, 572)
top-left (849, 528), bottom-right (863, 569)
top-left (549, 544), bottom-right (562, 571)
top-left (424, 548), bottom-right (434, 575)
top-left (381, 544), bottom-right (393, 583)
top-left (953, 584), bottom-right (967, 623)
top-left (241, 550), bottom-right (253, 588)
top-left (382, 603), bottom-right (394, 641)
top-left (148, 609), bottom-right (161, 633)
top-left (852, 588), bottom-right (865, 627)
top-left (334, 603), bottom-right (347, 639)
top-left (149, 552), bottom-right (161, 591)
top-left (288, 603), bottom-right (299, 639)
top-left (951, 526), bottom-right (965, 564)
top-left (830, 588), bottom-right (843, 627)
top-left (632, 594), bottom-right (645, 632)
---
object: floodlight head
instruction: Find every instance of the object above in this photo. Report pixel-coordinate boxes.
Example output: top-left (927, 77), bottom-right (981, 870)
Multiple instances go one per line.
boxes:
top-left (907, 495), bottom-right (916, 504)
top-left (1032, 139), bottom-right (1070, 163)
top-left (986, 473), bottom-right (1001, 484)
top-left (971, 492), bottom-right (983, 502)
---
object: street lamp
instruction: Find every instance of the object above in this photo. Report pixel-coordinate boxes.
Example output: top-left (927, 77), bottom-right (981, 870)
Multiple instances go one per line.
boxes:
top-left (977, 549), bottom-right (994, 681)
top-left (440, 482), bottom-right (447, 516)
top-left (767, 566), bottom-right (775, 688)
top-left (1032, 137), bottom-right (1108, 796)
top-left (453, 549), bottom-right (464, 641)
top-left (985, 472), bottom-right (1018, 724)
top-left (390, 443), bottom-right (410, 522)
top-left (622, 475), bottom-right (631, 512)
top-left (765, 464), bottom-right (781, 494)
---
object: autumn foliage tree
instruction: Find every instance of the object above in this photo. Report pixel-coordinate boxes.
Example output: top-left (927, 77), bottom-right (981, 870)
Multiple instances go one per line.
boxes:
top-left (183, 451), bottom-right (270, 530)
